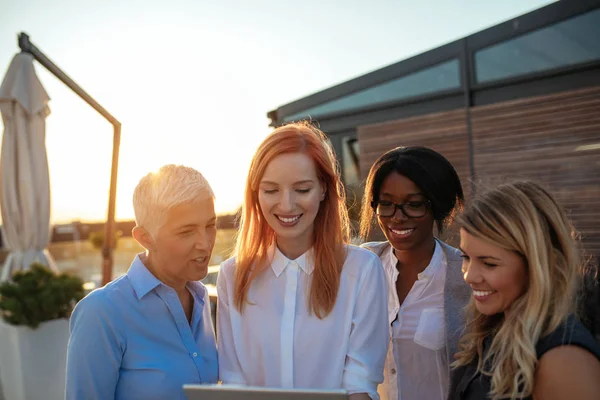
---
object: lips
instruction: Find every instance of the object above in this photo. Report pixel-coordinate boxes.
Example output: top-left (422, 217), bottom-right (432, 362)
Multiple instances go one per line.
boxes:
top-left (388, 227), bottom-right (415, 239)
top-left (273, 214), bottom-right (303, 228)
top-left (276, 214), bottom-right (302, 223)
top-left (193, 256), bottom-right (208, 264)
top-left (472, 289), bottom-right (496, 300)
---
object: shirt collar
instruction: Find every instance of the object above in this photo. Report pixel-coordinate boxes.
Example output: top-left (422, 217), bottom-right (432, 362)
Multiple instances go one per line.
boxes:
top-left (127, 253), bottom-right (207, 304)
top-left (268, 244), bottom-right (314, 277)
top-left (127, 253), bottom-right (162, 300)
top-left (386, 239), bottom-right (445, 280)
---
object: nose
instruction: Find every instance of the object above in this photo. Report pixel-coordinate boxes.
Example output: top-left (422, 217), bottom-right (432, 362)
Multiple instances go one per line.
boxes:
top-left (463, 260), bottom-right (483, 285)
top-left (279, 189), bottom-right (295, 212)
top-left (194, 230), bottom-right (213, 252)
top-left (390, 206), bottom-right (409, 222)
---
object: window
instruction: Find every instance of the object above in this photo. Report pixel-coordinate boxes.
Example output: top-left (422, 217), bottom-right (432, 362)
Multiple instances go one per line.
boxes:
top-left (284, 59), bottom-right (460, 122)
top-left (475, 8), bottom-right (600, 83)
top-left (342, 137), bottom-right (360, 189)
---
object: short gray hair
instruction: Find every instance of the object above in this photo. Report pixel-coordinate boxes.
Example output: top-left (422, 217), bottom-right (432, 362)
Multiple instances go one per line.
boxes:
top-left (133, 164), bottom-right (214, 237)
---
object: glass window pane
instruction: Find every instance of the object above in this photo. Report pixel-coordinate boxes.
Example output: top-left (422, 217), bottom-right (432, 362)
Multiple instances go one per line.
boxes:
top-left (342, 137), bottom-right (360, 189)
top-left (475, 8), bottom-right (600, 83)
top-left (284, 59), bottom-right (460, 122)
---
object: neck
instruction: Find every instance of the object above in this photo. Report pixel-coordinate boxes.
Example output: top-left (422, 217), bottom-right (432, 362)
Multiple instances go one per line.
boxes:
top-left (276, 235), bottom-right (313, 260)
top-left (142, 252), bottom-right (188, 297)
top-left (392, 237), bottom-right (436, 274)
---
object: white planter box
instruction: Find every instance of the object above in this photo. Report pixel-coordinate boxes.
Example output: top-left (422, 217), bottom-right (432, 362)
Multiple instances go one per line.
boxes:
top-left (0, 319), bottom-right (69, 400)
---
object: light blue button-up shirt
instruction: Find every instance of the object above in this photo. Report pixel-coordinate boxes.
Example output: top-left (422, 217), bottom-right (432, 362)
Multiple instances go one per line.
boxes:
top-left (66, 254), bottom-right (218, 400)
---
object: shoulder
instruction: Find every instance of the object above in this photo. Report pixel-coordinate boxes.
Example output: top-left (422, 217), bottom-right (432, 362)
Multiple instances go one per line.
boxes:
top-left (437, 239), bottom-right (462, 263)
top-left (75, 275), bottom-right (130, 312)
top-left (535, 340), bottom-right (600, 398)
top-left (537, 315), bottom-right (600, 360)
top-left (359, 241), bottom-right (389, 257)
top-left (221, 256), bottom-right (237, 273)
top-left (217, 256), bottom-right (237, 285)
top-left (346, 244), bottom-right (383, 265)
top-left (342, 244), bottom-right (386, 280)
top-left (71, 276), bottom-right (131, 329)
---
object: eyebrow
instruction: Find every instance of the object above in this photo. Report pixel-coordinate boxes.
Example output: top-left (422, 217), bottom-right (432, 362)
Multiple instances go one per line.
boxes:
top-left (177, 224), bottom-right (198, 230)
top-left (458, 247), bottom-right (501, 260)
top-left (380, 192), bottom-right (425, 198)
top-left (260, 180), bottom-right (315, 185)
top-left (177, 218), bottom-right (216, 230)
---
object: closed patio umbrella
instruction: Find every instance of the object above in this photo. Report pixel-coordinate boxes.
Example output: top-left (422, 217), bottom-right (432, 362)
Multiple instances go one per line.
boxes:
top-left (0, 52), bottom-right (56, 282)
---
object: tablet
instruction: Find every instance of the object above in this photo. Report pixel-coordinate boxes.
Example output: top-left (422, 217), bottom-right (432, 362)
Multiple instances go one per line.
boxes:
top-left (183, 384), bottom-right (349, 400)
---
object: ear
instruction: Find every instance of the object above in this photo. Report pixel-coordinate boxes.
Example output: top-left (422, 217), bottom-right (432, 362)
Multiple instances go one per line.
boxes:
top-left (320, 182), bottom-right (327, 201)
top-left (132, 226), bottom-right (155, 251)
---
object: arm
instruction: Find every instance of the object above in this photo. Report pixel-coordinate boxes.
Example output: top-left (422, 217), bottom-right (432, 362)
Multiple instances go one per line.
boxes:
top-left (342, 255), bottom-right (389, 400)
top-left (216, 262), bottom-right (246, 384)
top-left (533, 345), bottom-right (600, 400)
top-left (65, 292), bottom-right (124, 400)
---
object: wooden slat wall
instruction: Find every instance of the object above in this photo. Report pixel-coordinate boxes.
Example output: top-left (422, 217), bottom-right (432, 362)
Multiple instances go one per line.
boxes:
top-left (470, 86), bottom-right (600, 257)
top-left (355, 86), bottom-right (600, 256)
top-left (357, 109), bottom-right (470, 245)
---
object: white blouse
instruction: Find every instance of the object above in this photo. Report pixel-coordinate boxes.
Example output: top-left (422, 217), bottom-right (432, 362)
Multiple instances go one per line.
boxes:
top-left (379, 240), bottom-right (448, 400)
top-left (217, 244), bottom-right (389, 399)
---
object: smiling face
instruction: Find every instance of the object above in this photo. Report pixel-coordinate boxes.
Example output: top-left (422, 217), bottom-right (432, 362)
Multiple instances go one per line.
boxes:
top-left (460, 229), bottom-right (529, 315)
top-left (258, 152), bottom-right (324, 257)
top-left (135, 197), bottom-right (217, 288)
top-left (376, 171), bottom-right (435, 252)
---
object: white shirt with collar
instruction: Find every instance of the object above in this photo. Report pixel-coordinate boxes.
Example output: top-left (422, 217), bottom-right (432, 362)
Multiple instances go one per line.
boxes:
top-left (379, 239), bottom-right (448, 400)
top-left (217, 244), bottom-right (389, 399)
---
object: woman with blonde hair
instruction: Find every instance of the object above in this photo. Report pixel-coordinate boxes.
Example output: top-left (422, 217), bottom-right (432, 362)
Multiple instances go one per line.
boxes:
top-left (217, 122), bottom-right (389, 399)
top-left (451, 181), bottom-right (600, 399)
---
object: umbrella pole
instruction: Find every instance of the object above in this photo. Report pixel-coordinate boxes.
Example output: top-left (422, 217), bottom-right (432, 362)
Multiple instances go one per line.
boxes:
top-left (18, 32), bottom-right (121, 286)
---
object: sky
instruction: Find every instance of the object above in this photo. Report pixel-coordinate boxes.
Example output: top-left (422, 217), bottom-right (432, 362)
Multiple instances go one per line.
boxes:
top-left (0, 0), bottom-right (556, 224)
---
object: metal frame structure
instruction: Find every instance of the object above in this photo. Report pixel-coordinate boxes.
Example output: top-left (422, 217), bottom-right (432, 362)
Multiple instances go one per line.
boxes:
top-left (17, 32), bottom-right (121, 286)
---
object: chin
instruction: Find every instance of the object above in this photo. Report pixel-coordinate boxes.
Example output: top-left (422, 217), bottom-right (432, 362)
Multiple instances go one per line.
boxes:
top-left (189, 270), bottom-right (208, 282)
top-left (195, 274), bottom-right (208, 281)
top-left (388, 237), bottom-right (421, 252)
top-left (276, 226), bottom-right (309, 240)
top-left (475, 305), bottom-right (502, 316)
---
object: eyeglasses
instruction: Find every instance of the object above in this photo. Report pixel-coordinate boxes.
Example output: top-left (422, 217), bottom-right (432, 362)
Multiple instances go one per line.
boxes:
top-left (371, 199), bottom-right (431, 218)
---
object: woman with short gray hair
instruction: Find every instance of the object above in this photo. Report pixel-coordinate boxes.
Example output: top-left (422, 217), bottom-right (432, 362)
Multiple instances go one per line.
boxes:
top-left (66, 164), bottom-right (219, 400)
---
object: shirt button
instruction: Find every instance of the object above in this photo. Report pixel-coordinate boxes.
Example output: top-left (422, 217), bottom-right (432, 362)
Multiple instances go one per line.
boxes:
top-left (391, 368), bottom-right (396, 374)
top-left (193, 352), bottom-right (198, 357)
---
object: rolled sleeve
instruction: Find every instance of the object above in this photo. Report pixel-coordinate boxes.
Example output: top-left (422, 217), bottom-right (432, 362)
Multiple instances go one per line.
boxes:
top-left (216, 262), bottom-right (246, 385)
top-left (66, 291), bottom-right (125, 400)
top-left (342, 255), bottom-right (389, 400)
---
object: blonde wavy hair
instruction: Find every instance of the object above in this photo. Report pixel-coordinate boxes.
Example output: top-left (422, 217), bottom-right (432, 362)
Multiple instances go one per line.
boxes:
top-left (453, 181), bottom-right (582, 399)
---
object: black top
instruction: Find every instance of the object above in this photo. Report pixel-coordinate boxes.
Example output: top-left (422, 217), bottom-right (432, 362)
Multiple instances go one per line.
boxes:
top-left (449, 314), bottom-right (600, 400)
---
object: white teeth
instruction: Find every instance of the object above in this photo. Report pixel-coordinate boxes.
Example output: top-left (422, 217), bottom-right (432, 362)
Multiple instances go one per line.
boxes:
top-left (390, 228), bottom-right (414, 235)
top-left (277, 215), bottom-right (301, 223)
top-left (473, 290), bottom-right (494, 297)
top-left (195, 257), bottom-right (207, 263)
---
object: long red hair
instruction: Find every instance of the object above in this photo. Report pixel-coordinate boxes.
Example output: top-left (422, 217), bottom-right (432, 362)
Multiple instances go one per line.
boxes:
top-left (234, 121), bottom-right (350, 318)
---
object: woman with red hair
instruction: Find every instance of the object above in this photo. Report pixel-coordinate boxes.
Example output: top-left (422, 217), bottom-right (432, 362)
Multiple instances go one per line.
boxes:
top-left (217, 122), bottom-right (389, 400)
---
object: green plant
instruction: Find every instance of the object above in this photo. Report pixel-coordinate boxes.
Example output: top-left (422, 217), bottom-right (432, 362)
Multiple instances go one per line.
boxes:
top-left (88, 230), bottom-right (122, 250)
top-left (0, 263), bottom-right (85, 329)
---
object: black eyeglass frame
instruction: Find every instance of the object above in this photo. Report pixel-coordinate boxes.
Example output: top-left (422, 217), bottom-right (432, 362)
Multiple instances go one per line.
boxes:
top-left (370, 199), bottom-right (432, 218)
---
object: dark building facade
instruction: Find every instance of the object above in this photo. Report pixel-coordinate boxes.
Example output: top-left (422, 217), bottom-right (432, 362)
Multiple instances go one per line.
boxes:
top-left (268, 0), bottom-right (600, 255)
